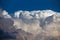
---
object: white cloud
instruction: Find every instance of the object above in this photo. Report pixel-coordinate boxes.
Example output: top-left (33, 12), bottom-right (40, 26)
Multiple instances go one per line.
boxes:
top-left (2, 10), bottom-right (11, 18)
top-left (13, 10), bottom-right (60, 35)
top-left (14, 10), bottom-right (23, 18)
top-left (0, 9), bottom-right (60, 36)
top-left (14, 10), bottom-right (56, 19)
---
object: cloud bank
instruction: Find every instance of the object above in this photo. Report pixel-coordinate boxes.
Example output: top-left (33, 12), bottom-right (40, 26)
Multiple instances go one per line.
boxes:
top-left (0, 9), bottom-right (60, 40)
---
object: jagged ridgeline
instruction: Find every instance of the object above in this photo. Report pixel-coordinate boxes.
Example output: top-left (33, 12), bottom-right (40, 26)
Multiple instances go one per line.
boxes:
top-left (0, 9), bottom-right (60, 40)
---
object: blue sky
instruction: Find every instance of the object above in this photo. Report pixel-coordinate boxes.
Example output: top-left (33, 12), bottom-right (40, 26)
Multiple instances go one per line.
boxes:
top-left (0, 0), bottom-right (60, 13)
